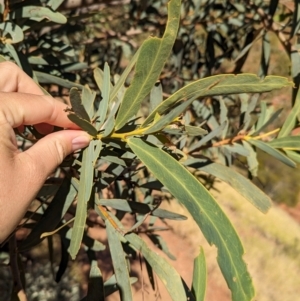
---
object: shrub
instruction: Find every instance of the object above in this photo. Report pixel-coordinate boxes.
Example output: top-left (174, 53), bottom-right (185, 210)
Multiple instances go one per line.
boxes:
top-left (1, 0), bottom-right (300, 300)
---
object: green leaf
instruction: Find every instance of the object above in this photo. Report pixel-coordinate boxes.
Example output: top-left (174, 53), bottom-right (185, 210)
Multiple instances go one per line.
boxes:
top-left (67, 113), bottom-right (98, 137)
top-left (184, 125), bottom-right (207, 136)
top-left (285, 150), bottom-right (300, 164)
top-left (96, 62), bottom-right (111, 129)
top-left (126, 232), bottom-right (187, 301)
top-left (127, 138), bottom-right (254, 301)
top-left (69, 144), bottom-right (94, 259)
top-left (98, 199), bottom-right (187, 220)
top-left (9, 6), bottom-right (67, 23)
top-left (278, 89), bottom-right (300, 137)
top-left (142, 74), bottom-right (293, 127)
top-left (34, 71), bottom-right (84, 89)
top-left (247, 139), bottom-right (296, 168)
top-left (184, 159), bottom-right (272, 213)
top-left (192, 247), bottom-right (207, 301)
top-left (251, 108), bottom-right (283, 136)
top-left (82, 85), bottom-right (96, 120)
top-left (255, 101), bottom-right (267, 131)
top-left (189, 121), bottom-right (228, 153)
top-left (106, 222), bottom-right (133, 301)
top-left (115, 0), bottom-right (181, 130)
top-left (242, 141), bottom-right (259, 177)
top-left (109, 48), bottom-right (140, 103)
top-left (150, 81), bottom-right (163, 112)
top-left (103, 275), bottom-right (137, 298)
top-left (19, 177), bottom-right (77, 252)
top-left (291, 1), bottom-right (300, 38)
top-left (144, 96), bottom-right (197, 134)
top-left (69, 87), bottom-right (91, 121)
top-left (268, 136), bottom-right (300, 150)
top-left (85, 260), bottom-right (104, 301)
top-left (0, 22), bottom-right (24, 43)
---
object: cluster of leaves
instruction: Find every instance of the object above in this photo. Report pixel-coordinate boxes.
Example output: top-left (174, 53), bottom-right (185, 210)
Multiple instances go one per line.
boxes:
top-left (2, 0), bottom-right (300, 301)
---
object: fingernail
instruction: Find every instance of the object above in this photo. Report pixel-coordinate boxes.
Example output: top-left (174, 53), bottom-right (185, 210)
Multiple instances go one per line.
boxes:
top-left (72, 134), bottom-right (91, 151)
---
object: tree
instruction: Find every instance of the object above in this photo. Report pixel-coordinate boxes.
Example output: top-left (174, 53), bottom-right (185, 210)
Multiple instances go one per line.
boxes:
top-left (1, 0), bottom-right (299, 300)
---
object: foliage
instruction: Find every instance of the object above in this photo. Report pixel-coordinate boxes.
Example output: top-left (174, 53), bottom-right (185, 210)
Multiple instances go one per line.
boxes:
top-left (1, 0), bottom-right (300, 301)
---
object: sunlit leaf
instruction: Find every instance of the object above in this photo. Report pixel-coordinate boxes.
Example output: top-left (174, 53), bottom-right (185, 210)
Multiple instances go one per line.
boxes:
top-left (0, 22), bottom-right (24, 43)
top-left (96, 62), bottom-right (110, 129)
top-left (115, 0), bottom-right (181, 130)
top-left (278, 89), bottom-right (300, 137)
top-left (192, 247), bottom-right (207, 301)
top-left (150, 81), bottom-right (163, 112)
top-left (247, 139), bottom-right (296, 168)
top-left (142, 74), bottom-right (293, 127)
top-left (144, 96), bottom-right (197, 134)
top-left (268, 136), bottom-right (300, 150)
top-left (9, 6), bottom-right (67, 23)
top-left (109, 48), bottom-right (140, 103)
top-left (126, 232), bottom-right (187, 301)
top-left (69, 144), bottom-right (94, 259)
top-left (106, 222), bottom-right (133, 301)
top-left (184, 159), bottom-right (272, 213)
top-left (82, 85), bottom-right (96, 120)
top-left (34, 71), bottom-right (83, 89)
top-left (128, 138), bottom-right (255, 301)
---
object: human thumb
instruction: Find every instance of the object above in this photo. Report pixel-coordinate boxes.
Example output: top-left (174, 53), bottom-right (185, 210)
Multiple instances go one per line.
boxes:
top-left (19, 130), bottom-right (90, 183)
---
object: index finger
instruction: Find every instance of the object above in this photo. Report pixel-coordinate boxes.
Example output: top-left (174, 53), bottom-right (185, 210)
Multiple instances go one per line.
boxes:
top-left (0, 61), bottom-right (44, 95)
top-left (0, 92), bottom-right (78, 129)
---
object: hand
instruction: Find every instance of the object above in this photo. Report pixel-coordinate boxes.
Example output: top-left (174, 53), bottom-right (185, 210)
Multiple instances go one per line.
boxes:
top-left (0, 62), bottom-right (90, 243)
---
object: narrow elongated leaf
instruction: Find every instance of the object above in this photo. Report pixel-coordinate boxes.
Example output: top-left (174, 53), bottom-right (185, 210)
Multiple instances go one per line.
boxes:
top-left (9, 6), bottom-right (67, 23)
top-left (103, 275), bottom-right (137, 298)
top-left (82, 85), bottom-right (96, 120)
top-left (106, 222), bottom-right (133, 301)
top-left (184, 125), bottom-right (207, 136)
top-left (144, 96), bottom-right (197, 134)
top-left (251, 108), bottom-right (283, 136)
top-left (225, 143), bottom-right (250, 156)
top-left (142, 74), bottom-right (293, 127)
top-left (98, 199), bottom-right (187, 220)
top-left (115, 0), bottom-right (181, 130)
top-left (259, 32), bottom-right (270, 77)
top-left (242, 141), bottom-right (259, 177)
top-left (126, 232), bottom-right (187, 301)
top-left (128, 138), bottom-right (254, 301)
top-left (96, 63), bottom-right (110, 129)
top-left (34, 71), bottom-right (83, 89)
top-left (189, 121), bottom-right (228, 153)
top-left (285, 150), bottom-right (300, 164)
top-left (110, 48), bottom-right (140, 103)
top-left (19, 177), bottom-right (77, 252)
top-left (150, 82), bottom-right (163, 112)
top-left (247, 139), bottom-right (296, 168)
top-left (184, 159), bottom-right (272, 212)
top-left (255, 101), bottom-right (267, 131)
top-left (192, 247), bottom-right (207, 301)
top-left (268, 136), bottom-right (300, 150)
top-left (85, 260), bottom-right (104, 301)
top-left (278, 89), bottom-right (300, 137)
top-left (291, 2), bottom-right (300, 38)
top-left (69, 144), bottom-right (94, 259)
top-left (219, 97), bottom-right (228, 138)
